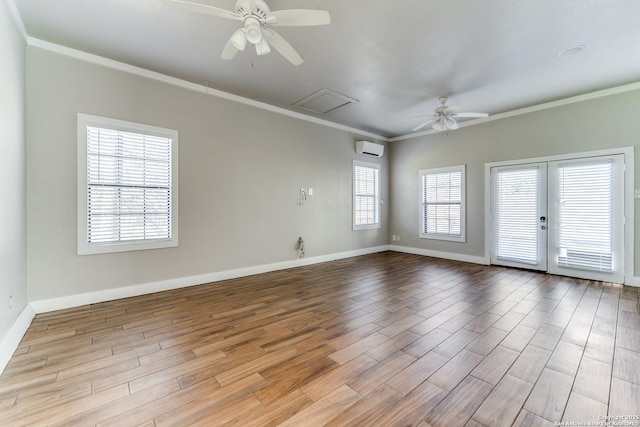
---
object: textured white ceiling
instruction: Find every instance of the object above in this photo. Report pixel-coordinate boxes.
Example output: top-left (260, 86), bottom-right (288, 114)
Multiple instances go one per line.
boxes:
top-left (14, 0), bottom-right (640, 137)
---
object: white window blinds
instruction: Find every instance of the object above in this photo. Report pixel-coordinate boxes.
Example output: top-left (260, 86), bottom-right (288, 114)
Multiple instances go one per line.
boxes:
top-left (86, 126), bottom-right (172, 245)
top-left (353, 161), bottom-right (380, 229)
top-left (420, 166), bottom-right (465, 241)
top-left (556, 160), bottom-right (613, 272)
top-left (495, 168), bottom-right (539, 264)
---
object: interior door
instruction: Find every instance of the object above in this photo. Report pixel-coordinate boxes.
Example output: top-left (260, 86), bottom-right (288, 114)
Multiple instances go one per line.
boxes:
top-left (490, 163), bottom-right (548, 271)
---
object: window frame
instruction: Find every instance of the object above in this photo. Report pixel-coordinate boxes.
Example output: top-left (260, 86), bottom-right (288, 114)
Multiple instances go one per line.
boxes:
top-left (353, 160), bottom-right (381, 231)
top-left (77, 113), bottom-right (179, 255)
top-left (419, 165), bottom-right (466, 242)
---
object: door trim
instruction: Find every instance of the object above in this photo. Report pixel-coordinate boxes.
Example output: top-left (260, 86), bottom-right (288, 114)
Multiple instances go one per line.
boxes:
top-left (484, 147), bottom-right (634, 284)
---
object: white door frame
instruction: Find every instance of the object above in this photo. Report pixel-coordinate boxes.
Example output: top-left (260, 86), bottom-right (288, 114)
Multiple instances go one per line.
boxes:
top-left (484, 147), bottom-right (634, 284)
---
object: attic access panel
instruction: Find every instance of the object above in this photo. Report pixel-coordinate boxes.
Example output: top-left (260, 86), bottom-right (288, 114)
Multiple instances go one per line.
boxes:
top-left (293, 88), bottom-right (359, 115)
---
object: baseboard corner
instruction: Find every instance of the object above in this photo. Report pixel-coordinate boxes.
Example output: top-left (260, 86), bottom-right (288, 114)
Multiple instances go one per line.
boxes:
top-left (0, 304), bottom-right (36, 375)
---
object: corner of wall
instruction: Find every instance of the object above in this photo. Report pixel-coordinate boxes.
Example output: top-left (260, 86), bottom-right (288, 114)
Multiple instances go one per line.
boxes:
top-left (0, 303), bottom-right (35, 375)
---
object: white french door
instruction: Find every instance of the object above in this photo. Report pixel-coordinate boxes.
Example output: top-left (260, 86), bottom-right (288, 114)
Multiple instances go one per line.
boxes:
top-left (547, 155), bottom-right (625, 282)
top-left (490, 154), bottom-right (625, 283)
top-left (491, 163), bottom-right (547, 271)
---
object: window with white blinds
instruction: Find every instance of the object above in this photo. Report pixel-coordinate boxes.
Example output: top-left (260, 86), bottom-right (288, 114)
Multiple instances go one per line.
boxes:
top-left (495, 168), bottom-right (539, 264)
top-left (78, 114), bottom-right (178, 255)
top-left (353, 160), bottom-right (380, 230)
top-left (420, 165), bottom-right (465, 241)
top-left (556, 160), bottom-right (613, 272)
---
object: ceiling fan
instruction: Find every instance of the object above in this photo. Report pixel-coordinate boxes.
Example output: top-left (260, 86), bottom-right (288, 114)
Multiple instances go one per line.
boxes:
top-left (167, 0), bottom-right (330, 66)
top-left (412, 96), bottom-right (489, 132)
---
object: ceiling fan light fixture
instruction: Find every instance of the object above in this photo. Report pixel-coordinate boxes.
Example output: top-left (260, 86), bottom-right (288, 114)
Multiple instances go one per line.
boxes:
top-left (432, 120), bottom-right (446, 131)
top-left (256, 38), bottom-right (271, 55)
top-left (445, 117), bottom-right (458, 130)
top-left (244, 18), bottom-right (262, 44)
top-left (167, 0), bottom-right (330, 65)
top-left (230, 28), bottom-right (247, 51)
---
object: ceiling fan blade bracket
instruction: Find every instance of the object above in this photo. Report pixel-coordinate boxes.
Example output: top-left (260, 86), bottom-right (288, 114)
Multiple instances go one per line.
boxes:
top-left (444, 104), bottom-right (461, 114)
top-left (412, 118), bottom-right (437, 132)
top-left (166, 0), bottom-right (240, 20)
top-left (452, 112), bottom-right (490, 118)
top-left (269, 9), bottom-right (330, 26)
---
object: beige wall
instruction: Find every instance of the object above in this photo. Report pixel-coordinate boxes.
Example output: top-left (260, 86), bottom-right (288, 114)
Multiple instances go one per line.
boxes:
top-left (26, 47), bottom-right (389, 301)
top-left (0, 0), bottom-right (27, 339)
top-left (390, 89), bottom-right (640, 275)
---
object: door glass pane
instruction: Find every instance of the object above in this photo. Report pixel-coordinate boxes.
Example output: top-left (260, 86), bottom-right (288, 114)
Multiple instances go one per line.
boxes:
top-left (556, 161), bottom-right (613, 272)
top-left (495, 168), bottom-right (539, 264)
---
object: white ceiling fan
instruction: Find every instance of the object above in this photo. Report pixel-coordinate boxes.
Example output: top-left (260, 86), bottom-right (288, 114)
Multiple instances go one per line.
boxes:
top-left (167, 0), bottom-right (330, 66)
top-left (412, 96), bottom-right (489, 132)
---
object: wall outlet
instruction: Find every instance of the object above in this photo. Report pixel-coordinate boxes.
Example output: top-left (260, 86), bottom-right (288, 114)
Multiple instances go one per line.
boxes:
top-left (396, 235), bottom-right (400, 241)
top-left (308, 188), bottom-right (313, 195)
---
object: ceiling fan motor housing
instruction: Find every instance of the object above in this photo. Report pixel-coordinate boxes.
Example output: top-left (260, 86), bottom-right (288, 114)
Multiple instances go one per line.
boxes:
top-left (235, 0), bottom-right (270, 44)
top-left (235, 0), bottom-right (270, 20)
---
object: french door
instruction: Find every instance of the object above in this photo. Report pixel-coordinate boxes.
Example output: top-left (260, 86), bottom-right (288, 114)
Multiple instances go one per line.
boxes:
top-left (490, 154), bottom-right (625, 283)
top-left (491, 163), bottom-right (548, 271)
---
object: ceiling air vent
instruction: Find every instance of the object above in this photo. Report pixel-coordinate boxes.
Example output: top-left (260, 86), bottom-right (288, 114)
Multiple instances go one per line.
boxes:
top-left (293, 88), bottom-right (358, 115)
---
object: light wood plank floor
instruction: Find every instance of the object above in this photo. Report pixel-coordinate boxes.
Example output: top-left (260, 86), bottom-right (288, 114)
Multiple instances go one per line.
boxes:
top-left (1, 252), bottom-right (639, 426)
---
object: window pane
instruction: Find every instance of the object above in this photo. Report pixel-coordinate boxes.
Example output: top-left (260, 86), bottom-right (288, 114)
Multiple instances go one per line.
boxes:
top-left (557, 161), bottom-right (613, 272)
top-left (87, 125), bottom-right (172, 245)
top-left (495, 168), bottom-right (539, 264)
top-left (421, 167), bottom-right (464, 239)
top-left (354, 163), bottom-right (379, 228)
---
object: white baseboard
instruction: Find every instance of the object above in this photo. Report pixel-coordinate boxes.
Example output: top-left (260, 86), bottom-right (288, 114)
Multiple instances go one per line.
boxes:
top-left (0, 304), bottom-right (36, 375)
top-left (390, 245), bottom-right (640, 287)
top-left (389, 244), bottom-right (488, 265)
top-left (624, 276), bottom-right (640, 287)
top-left (29, 245), bottom-right (391, 314)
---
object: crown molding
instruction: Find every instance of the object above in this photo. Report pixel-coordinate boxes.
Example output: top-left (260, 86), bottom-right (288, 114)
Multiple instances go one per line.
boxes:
top-left (26, 37), bottom-right (389, 142)
top-left (22, 37), bottom-right (640, 143)
top-left (390, 82), bottom-right (640, 142)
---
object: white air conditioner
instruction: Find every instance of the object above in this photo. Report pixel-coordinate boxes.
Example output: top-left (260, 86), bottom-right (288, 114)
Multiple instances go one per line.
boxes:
top-left (356, 140), bottom-right (384, 157)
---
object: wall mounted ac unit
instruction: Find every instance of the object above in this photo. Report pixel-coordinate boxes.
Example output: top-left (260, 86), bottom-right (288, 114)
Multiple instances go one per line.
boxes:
top-left (356, 140), bottom-right (384, 157)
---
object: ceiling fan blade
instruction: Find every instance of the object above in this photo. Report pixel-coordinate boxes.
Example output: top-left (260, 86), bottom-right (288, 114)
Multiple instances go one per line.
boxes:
top-left (263, 29), bottom-right (303, 65)
top-left (166, 0), bottom-right (240, 20)
top-left (444, 104), bottom-right (461, 114)
top-left (270, 9), bottom-right (330, 26)
top-left (221, 29), bottom-right (246, 60)
top-left (452, 112), bottom-right (489, 118)
top-left (412, 118), bottom-right (437, 132)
